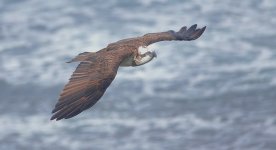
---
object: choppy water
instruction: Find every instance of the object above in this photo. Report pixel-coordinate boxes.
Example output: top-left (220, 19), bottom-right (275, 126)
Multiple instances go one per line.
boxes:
top-left (0, 0), bottom-right (276, 150)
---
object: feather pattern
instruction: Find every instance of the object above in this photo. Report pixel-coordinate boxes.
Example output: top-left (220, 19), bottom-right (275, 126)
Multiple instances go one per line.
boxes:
top-left (51, 24), bottom-right (206, 120)
top-left (51, 51), bottom-right (127, 120)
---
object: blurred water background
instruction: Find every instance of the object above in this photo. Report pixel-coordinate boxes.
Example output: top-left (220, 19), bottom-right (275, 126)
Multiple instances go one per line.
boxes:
top-left (0, 0), bottom-right (276, 150)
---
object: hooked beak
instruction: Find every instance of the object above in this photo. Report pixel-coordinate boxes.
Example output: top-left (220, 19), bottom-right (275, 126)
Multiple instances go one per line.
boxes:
top-left (152, 51), bottom-right (157, 58)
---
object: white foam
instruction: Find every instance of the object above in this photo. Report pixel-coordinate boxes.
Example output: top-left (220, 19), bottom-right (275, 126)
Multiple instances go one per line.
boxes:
top-left (1, 112), bottom-right (275, 149)
top-left (137, 0), bottom-right (168, 6)
top-left (0, 113), bottom-right (227, 141)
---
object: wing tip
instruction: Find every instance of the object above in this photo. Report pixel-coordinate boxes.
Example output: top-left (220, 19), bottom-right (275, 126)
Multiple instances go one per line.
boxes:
top-left (50, 115), bottom-right (58, 121)
top-left (191, 24), bottom-right (198, 28)
top-left (192, 25), bottom-right (207, 40)
top-left (50, 106), bottom-right (76, 121)
top-left (174, 24), bottom-right (206, 41)
top-left (201, 26), bottom-right (207, 32)
top-left (50, 113), bottom-right (67, 121)
top-left (50, 109), bottom-right (83, 121)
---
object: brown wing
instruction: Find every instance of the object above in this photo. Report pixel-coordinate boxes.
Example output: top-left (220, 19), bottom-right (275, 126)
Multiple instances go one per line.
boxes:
top-left (51, 54), bottom-right (121, 120)
top-left (142, 24), bottom-right (206, 46)
top-left (108, 24), bottom-right (206, 48)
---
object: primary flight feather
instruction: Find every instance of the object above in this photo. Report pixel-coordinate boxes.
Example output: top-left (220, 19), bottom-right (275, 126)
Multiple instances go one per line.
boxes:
top-left (51, 24), bottom-right (206, 120)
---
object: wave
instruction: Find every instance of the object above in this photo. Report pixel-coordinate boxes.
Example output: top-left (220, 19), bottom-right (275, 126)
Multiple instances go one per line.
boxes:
top-left (0, 0), bottom-right (275, 99)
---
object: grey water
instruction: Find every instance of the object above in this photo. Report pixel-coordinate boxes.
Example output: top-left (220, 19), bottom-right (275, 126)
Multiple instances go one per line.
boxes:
top-left (0, 0), bottom-right (276, 150)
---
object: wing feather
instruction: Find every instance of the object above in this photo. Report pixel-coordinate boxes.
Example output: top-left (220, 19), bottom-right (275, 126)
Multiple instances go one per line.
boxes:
top-left (51, 55), bottom-right (120, 120)
top-left (142, 24), bottom-right (206, 46)
top-left (106, 24), bottom-right (206, 48)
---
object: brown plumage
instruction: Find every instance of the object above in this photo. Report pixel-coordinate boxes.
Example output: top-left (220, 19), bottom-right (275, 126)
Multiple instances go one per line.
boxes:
top-left (51, 24), bottom-right (206, 120)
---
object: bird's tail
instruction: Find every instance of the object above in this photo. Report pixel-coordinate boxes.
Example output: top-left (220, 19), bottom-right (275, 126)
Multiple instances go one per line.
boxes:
top-left (66, 52), bottom-right (94, 63)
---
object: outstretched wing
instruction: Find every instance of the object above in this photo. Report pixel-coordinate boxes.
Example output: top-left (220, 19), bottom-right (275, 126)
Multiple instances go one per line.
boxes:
top-left (142, 24), bottom-right (206, 46)
top-left (51, 54), bottom-right (121, 120)
top-left (107, 24), bottom-right (206, 48)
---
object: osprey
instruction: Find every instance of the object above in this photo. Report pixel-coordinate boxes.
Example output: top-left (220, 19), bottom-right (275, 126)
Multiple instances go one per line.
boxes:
top-left (51, 24), bottom-right (206, 120)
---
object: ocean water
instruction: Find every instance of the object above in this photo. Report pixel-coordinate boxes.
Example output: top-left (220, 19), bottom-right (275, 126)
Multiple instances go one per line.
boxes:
top-left (0, 0), bottom-right (276, 150)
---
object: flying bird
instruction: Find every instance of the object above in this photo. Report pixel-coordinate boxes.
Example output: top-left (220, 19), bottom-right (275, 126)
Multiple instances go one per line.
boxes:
top-left (51, 24), bottom-right (206, 120)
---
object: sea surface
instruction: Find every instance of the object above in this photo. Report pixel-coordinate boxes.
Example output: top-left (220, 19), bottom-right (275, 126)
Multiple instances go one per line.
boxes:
top-left (0, 0), bottom-right (276, 150)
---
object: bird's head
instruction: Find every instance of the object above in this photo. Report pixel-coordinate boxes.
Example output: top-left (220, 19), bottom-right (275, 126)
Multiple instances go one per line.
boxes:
top-left (138, 46), bottom-right (157, 57)
top-left (133, 46), bottom-right (157, 66)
